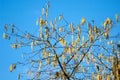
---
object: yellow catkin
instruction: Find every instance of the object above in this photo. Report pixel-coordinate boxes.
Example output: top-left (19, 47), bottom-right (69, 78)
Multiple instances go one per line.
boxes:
top-left (54, 18), bottom-right (57, 24)
top-left (93, 26), bottom-right (98, 33)
top-left (42, 8), bottom-right (45, 15)
top-left (106, 17), bottom-right (111, 24)
top-left (59, 26), bottom-right (63, 32)
top-left (46, 59), bottom-right (50, 65)
top-left (64, 47), bottom-right (71, 54)
top-left (104, 32), bottom-right (108, 39)
top-left (46, 9), bottom-right (48, 18)
top-left (96, 74), bottom-right (100, 80)
top-left (106, 74), bottom-right (110, 80)
top-left (26, 33), bottom-right (30, 39)
top-left (77, 25), bottom-right (81, 32)
top-left (74, 53), bottom-right (77, 60)
top-left (55, 72), bottom-right (60, 78)
top-left (103, 17), bottom-right (111, 28)
top-left (82, 36), bottom-right (84, 43)
top-left (52, 61), bottom-right (57, 67)
top-left (50, 21), bottom-right (54, 31)
top-left (103, 21), bottom-right (107, 28)
top-left (53, 54), bottom-right (57, 60)
top-left (40, 18), bottom-right (43, 27)
top-left (11, 44), bottom-right (17, 49)
top-left (36, 18), bottom-right (39, 26)
top-left (45, 29), bottom-right (49, 38)
top-left (115, 14), bottom-right (118, 22)
top-left (42, 47), bottom-right (46, 58)
top-left (81, 17), bottom-right (85, 25)
top-left (59, 37), bottom-right (66, 46)
top-left (69, 23), bottom-right (74, 32)
top-left (89, 34), bottom-right (93, 43)
top-left (86, 55), bottom-right (89, 65)
top-left (62, 54), bottom-right (65, 63)
top-left (75, 66), bottom-right (78, 72)
top-left (9, 64), bottom-right (13, 72)
top-left (3, 33), bottom-right (8, 39)
top-left (64, 47), bottom-right (67, 53)
top-left (76, 34), bottom-right (80, 42)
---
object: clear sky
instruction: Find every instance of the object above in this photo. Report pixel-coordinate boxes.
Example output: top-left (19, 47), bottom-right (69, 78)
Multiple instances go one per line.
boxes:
top-left (0, 0), bottom-right (120, 80)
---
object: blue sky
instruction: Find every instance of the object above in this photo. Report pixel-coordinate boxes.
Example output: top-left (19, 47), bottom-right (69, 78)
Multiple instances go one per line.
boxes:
top-left (0, 0), bottom-right (120, 80)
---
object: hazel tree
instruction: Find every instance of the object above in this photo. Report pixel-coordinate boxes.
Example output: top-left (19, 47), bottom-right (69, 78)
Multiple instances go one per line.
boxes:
top-left (3, 2), bottom-right (120, 80)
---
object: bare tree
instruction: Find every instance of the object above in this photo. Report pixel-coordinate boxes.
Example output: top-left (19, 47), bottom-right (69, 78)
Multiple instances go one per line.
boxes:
top-left (3, 2), bottom-right (120, 80)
